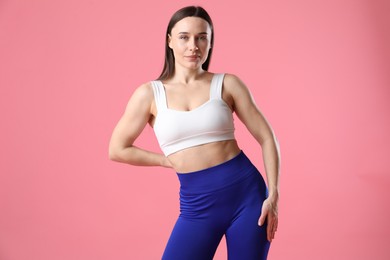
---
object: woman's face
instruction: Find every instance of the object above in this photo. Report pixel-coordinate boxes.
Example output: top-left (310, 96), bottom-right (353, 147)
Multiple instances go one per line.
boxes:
top-left (168, 16), bottom-right (212, 71)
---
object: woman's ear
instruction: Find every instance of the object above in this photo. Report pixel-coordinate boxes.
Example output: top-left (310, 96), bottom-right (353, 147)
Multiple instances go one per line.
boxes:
top-left (168, 34), bottom-right (172, 49)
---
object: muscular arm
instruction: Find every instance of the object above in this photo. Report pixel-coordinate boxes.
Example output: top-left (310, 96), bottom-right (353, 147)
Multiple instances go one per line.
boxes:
top-left (225, 74), bottom-right (280, 195)
top-left (108, 83), bottom-right (171, 168)
top-left (224, 74), bottom-right (280, 241)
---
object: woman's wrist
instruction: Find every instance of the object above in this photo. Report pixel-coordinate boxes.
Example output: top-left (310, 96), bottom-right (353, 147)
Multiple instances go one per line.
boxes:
top-left (161, 155), bottom-right (173, 168)
top-left (268, 189), bottom-right (279, 202)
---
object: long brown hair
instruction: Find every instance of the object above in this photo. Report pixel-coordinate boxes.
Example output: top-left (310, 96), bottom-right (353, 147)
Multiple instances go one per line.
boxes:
top-left (157, 6), bottom-right (214, 81)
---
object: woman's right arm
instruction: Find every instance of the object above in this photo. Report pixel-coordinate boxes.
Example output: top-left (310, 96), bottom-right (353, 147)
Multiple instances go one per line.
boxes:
top-left (108, 83), bottom-right (172, 168)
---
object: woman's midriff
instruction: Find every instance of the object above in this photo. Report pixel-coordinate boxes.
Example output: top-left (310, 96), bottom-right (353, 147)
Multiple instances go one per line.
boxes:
top-left (167, 140), bottom-right (241, 173)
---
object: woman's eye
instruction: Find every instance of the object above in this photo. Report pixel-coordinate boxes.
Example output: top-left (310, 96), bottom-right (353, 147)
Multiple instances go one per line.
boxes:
top-left (179, 36), bottom-right (188, 40)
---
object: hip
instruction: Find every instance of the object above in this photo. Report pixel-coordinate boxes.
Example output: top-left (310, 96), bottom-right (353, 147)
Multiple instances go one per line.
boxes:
top-left (177, 150), bottom-right (267, 195)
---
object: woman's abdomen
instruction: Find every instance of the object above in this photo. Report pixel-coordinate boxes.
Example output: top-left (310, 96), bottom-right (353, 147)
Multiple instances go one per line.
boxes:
top-left (168, 140), bottom-right (241, 173)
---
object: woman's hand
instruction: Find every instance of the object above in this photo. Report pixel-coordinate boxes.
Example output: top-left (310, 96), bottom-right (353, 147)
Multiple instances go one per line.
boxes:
top-left (161, 156), bottom-right (173, 168)
top-left (258, 196), bottom-right (279, 242)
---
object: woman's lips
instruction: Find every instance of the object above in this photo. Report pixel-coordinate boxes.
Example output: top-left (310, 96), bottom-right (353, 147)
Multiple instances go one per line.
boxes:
top-left (185, 55), bottom-right (200, 60)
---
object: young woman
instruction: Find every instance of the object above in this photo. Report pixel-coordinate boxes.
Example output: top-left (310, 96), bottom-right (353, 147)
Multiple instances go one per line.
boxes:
top-left (109, 6), bottom-right (280, 260)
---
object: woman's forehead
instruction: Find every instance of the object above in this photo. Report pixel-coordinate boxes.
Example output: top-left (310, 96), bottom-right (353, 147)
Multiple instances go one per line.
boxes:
top-left (171, 17), bottom-right (211, 34)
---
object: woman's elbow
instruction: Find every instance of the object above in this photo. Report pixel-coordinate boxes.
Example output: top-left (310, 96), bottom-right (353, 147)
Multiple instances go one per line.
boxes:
top-left (108, 143), bottom-right (124, 162)
top-left (108, 147), bottom-right (119, 162)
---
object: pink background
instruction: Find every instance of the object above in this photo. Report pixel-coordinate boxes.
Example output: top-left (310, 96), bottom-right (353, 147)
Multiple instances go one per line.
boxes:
top-left (1, 0), bottom-right (389, 259)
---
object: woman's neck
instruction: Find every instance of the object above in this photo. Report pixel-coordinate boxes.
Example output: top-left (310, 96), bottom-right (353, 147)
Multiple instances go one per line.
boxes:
top-left (170, 65), bottom-right (207, 84)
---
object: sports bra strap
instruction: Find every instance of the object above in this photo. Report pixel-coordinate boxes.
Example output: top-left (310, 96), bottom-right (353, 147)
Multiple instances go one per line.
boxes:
top-left (151, 81), bottom-right (167, 111)
top-left (151, 73), bottom-right (225, 111)
top-left (210, 73), bottom-right (225, 100)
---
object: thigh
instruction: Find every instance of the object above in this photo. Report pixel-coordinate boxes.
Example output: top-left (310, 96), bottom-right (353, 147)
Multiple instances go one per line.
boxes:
top-left (162, 217), bottom-right (224, 260)
top-left (225, 174), bottom-right (270, 260)
top-left (226, 207), bottom-right (270, 260)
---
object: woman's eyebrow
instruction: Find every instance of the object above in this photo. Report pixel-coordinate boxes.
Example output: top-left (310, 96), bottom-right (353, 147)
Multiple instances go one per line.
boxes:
top-left (178, 32), bottom-right (208, 35)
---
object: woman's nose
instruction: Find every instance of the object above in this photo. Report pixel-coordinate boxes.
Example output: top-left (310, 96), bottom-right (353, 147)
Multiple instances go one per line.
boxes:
top-left (188, 39), bottom-right (199, 51)
top-left (190, 46), bottom-right (199, 51)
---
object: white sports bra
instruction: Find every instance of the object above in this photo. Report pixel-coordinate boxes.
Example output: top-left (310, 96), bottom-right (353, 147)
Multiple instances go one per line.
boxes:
top-left (151, 73), bottom-right (235, 156)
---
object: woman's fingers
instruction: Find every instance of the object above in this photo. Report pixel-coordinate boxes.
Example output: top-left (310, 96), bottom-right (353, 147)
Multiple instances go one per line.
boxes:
top-left (267, 214), bottom-right (273, 241)
top-left (258, 198), bottom-right (278, 242)
top-left (258, 202), bottom-right (268, 227)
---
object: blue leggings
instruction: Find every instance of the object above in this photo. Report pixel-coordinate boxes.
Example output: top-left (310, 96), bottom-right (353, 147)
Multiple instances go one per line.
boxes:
top-left (162, 151), bottom-right (270, 260)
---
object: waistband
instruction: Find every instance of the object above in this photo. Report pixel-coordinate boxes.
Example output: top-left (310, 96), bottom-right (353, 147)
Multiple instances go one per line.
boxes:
top-left (176, 150), bottom-right (257, 194)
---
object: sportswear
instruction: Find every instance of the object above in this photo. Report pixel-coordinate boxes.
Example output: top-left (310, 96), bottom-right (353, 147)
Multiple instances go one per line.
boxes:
top-left (162, 151), bottom-right (270, 259)
top-left (150, 73), bottom-right (235, 156)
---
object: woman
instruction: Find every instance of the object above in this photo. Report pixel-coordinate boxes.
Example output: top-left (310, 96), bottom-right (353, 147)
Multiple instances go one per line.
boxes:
top-left (109, 6), bottom-right (280, 260)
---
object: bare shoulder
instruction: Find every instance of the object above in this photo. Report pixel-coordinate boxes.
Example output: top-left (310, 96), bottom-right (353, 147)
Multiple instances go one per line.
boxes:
top-left (128, 81), bottom-right (155, 106)
top-left (223, 73), bottom-right (250, 96)
top-left (223, 73), bottom-right (242, 84)
top-left (122, 81), bottom-right (156, 116)
top-left (130, 81), bottom-right (154, 103)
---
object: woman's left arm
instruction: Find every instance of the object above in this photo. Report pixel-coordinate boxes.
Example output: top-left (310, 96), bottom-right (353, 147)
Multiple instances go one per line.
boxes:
top-left (224, 74), bottom-right (281, 242)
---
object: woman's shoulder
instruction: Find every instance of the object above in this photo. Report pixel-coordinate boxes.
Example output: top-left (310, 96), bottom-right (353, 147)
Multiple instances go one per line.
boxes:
top-left (129, 81), bottom-right (155, 104)
top-left (221, 73), bottom-right (248, 92)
